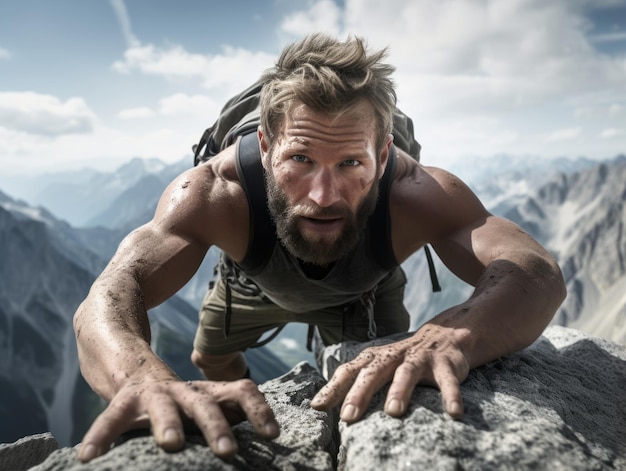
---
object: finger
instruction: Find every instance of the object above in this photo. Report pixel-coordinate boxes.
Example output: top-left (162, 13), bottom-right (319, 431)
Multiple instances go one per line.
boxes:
top-left (384, 361), bottom-right (422, 417)
top-left (339, 360), bottom-right (398, 423)
top-left (433, 360), bottom-right (464, 419)
top-left (78, 397), bottom-right (145, 463)
top-left (311, 348), bottom-right (386, 410)
top-left (229, 380), bottom-right (280, 438)
top-left (310, 361), bottom-right (362, 411)
top-left (186, 395), bottom-right (239, 459)
top-left (146, 393), bottom-right (186, 452)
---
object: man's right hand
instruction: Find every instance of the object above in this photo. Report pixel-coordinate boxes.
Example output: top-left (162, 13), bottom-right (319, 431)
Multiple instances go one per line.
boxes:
top-left (77, 376), bottom-right (280, 463)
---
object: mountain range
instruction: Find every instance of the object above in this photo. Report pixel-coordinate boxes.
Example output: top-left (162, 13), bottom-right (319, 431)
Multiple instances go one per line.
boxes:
top-left (0, 151), bottom-right (623, 448)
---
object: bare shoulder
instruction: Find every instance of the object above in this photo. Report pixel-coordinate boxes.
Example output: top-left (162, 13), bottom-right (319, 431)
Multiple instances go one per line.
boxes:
top-left (389, 151), bottom-right (490, 262)
top-left (154, 145), bottom-right (249, 259)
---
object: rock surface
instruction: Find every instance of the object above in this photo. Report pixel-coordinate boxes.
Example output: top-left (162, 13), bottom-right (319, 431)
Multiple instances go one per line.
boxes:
top-left (28, 362), bottom-right (337, 470)
top-left (0, 433), bottom-right (58, 471)
top-left (8, 326), bottom-right (626, 470)
top-left (320, 326), bottom-right (626, 470)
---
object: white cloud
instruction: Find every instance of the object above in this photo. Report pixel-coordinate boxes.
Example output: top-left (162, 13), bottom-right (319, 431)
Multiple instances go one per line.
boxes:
top-left (117, 94), bottom-right (219, 121)
top-left (113, 43), bottom-right (208, 76)
top-left (0, 47), bottom-right (10, 60)
top-left (575, 106), bottom-right (602, 118)
top-left (280, 0), bottom-right (342, 36)
top-left (600, 128), bottom-right (625, 138)
top-left (0, 126), bottom-right (48, 154)
top-left (575, 103), bottom-right (626, 119)
top-left (112, 42), bottom-right (275, 95)
top-left (1, 121), bottom-right (198, 175)
top-left (107, 0), bottom-right (626, 144)
top-left (158, 93), bottom-right (218, 116)
top-left (329, 0), bottom-right (626, 121)
top-left (199, 46), bottom-right (275, 91)
top-left (0, 92), bottom-right (97, 136)
top-left (545, 128), bottom-right (582, 142)
top-left (7, 0), bottom-right (624, 176)
top-left (118, 107), bottom-right (155, 119)
top-left (109, 0), bottom-right (274, 94)
top-left (608, 104), bottom-right (625, 117)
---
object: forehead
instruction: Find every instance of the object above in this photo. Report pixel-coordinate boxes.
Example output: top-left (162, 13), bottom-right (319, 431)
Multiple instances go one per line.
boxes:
top-left (279, 99), bottom-right (378, 146)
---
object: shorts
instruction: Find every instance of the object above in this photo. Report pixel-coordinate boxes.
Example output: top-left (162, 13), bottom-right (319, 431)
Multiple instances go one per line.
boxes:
top-left (193, 266), bottom-right (410, 355)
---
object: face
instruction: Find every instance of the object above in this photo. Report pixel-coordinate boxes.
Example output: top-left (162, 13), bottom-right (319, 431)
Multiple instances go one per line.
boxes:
top-left (260, 100), bottom-right (391, 266)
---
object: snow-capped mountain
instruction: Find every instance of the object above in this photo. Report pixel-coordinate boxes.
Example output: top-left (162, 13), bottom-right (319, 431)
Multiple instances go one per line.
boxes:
top-left (0, 157), bottom-right (190, 228)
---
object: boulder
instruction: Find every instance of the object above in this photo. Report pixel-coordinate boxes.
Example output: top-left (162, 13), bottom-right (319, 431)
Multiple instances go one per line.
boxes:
top-left (28, 362), bottom-right (337, 470)
top-left (319, 325), bottom-right (626, 470)
top-left (0, 433), bottom-right (58, 471)
top-left (13, 326), bottom-right (626, 470)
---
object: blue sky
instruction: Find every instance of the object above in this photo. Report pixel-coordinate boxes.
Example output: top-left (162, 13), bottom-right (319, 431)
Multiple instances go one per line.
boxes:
top-left (0, 0), bottom-right (625, 175)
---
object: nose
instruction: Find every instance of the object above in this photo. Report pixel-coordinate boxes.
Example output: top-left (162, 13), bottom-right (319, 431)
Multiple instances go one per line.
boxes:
top-left (307, 167), bottom-right (341, 208)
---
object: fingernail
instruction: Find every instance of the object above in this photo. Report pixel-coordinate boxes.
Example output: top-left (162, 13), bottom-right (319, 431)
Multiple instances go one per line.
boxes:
top-left (78, 443), bottom-right (97, 462)
top-left (341, 404), bottom-right (358, 422)
top-left (216, 436), bottom-right (235, 454)
top-left (386, 398), bottom-right (403, 416)
top-left (163, 428), bottom-right (180, 444)
top-left (311, 392), bottom-right (329, 409)
top-left (447, 400), bottom-right (463, 418)
top-left (264, 422), bottom-right (279, 437)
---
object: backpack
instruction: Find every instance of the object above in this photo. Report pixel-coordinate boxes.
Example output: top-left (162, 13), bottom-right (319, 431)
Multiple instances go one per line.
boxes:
top-left (191, 80), bottom-right (441, 293)
top-left (193, 79), bottom-right (422, 165)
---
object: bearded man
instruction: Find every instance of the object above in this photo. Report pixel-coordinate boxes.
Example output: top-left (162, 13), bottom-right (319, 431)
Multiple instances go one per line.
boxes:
top-left (73, 33), bottom-right (566, 463)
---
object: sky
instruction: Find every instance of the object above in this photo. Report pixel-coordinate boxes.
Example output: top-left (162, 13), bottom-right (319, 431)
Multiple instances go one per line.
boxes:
top-left (0, 0), bottom-right (625, 176)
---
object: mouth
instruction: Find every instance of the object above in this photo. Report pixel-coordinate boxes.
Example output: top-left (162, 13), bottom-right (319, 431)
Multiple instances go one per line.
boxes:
top-left (299, 216), bottom-right (344, 234)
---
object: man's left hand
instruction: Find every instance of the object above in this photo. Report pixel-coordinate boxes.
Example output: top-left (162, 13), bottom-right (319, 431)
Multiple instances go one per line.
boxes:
top-left (310, 318), bottom-right (470, 421)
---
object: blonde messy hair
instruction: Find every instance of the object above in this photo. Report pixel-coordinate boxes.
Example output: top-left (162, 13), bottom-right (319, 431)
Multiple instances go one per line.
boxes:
top-left (259, 33), bottom-right (397, 154)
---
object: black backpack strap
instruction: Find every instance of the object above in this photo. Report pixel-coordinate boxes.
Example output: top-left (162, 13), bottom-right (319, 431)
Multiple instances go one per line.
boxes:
top-left (423, 245), bottom-right (441, 292)
top-left (368, 145), bottom-right (398, 271)
top-left (368, 146), bottom-right (441, 292)
top-left (235, 132), bottom-right (277, 273)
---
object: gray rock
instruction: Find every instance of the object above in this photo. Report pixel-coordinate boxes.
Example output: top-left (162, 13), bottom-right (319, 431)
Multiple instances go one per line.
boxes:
top-left (16, 326), bottom-right (626, 471)
top-left (30, 362), bottom-right (337, 471)
top-left (0, 432), bottom-right (58, 471)
top-left (318, 326), bottom-right (626, 470)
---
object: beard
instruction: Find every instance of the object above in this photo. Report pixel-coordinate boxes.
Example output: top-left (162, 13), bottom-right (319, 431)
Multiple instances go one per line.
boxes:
top-left (265, 164), bottom-right (379, 267)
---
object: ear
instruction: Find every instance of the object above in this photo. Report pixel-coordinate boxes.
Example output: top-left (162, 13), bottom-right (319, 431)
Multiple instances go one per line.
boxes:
top-left (258, 126), bottom-right (271, 170)
top-left (258, 126), bottom-right (270, 170)
top-left (377, 134), bottom-right (394, 179)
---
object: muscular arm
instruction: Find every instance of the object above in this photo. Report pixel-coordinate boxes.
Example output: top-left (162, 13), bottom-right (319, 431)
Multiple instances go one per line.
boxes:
top-left (431, 210), bottom-right (566, 367)
top-left (75, 166), bottom-right (213, 400)
top-left (73, 162), bottom-right (278, 462)
top-left (392, 161), bottom-right (566, 360)
top-left (74, 223), bottom-right (206, 400)
top-left (312, 158), bottom-right (566, 421)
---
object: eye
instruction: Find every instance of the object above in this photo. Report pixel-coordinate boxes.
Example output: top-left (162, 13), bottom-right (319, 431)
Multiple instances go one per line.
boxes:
top-left (292, 154), bottom-right (309, 163)
top-left (342, 159), bottom-right (360, 167)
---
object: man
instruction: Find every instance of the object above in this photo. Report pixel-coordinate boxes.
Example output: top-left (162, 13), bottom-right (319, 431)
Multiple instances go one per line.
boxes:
top-left (73, 34), bottom-right (566, 463)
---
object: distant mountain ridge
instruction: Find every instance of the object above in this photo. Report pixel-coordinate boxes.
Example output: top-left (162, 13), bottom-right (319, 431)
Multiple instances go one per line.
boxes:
top-left (0, 188), bottom-right (289, 447)
top-left (502, 156), bottom-right (626, 343)
top-left (0, 157), bottom-right (190, 228)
